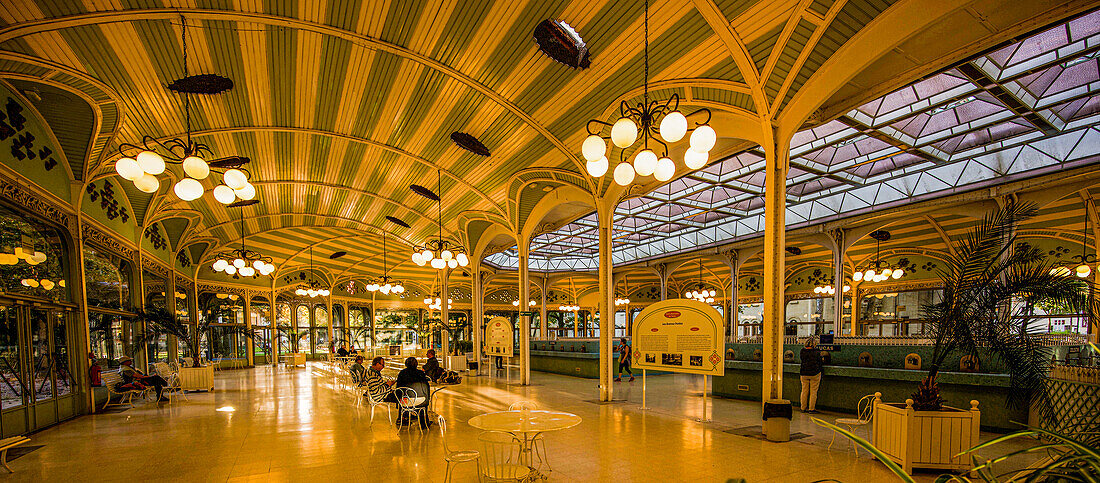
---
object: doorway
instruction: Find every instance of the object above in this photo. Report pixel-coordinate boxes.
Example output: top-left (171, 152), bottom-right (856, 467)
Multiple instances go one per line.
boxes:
top-left (0, 300), bottom-right (77, 437)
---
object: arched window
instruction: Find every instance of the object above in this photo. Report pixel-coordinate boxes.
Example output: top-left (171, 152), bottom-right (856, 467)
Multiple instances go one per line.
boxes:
top-left (296, 305), bottom-right (311, 354)
top-left (313, 305), bottom-right (328, 355)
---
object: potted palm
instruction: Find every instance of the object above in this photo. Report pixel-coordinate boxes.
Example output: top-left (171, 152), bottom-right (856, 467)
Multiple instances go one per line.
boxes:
top-left (871, 201), bottom-right (1093, 474)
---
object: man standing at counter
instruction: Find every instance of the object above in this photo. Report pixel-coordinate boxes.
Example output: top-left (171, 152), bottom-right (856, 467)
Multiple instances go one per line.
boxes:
top-left (799, 338), bottom-right (823, 413)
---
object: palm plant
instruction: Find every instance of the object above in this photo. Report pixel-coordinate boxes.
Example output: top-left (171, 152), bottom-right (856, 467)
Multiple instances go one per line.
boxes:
top-left (915, 200), bottom-right (1093, 411)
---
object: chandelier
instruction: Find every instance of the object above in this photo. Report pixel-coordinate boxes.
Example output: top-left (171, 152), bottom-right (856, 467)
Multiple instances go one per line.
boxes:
top-left (20, 277), bottom-right (64, 291)
top-left (210, 205), bottom-right (274, 278)
top-left (813, 283), bottom-right (850, 295)
top-left (410, 170), bottom-right (469, 269)
top-left (581, 0), bottom-right (715, 185)
top-left (852, 230), bottom-right (905, 283)
top-left (112, 16), bottom-right (255, 204)
top-left (513, 299), bottom-right (537, 307)
top-left (294, 246), bottom-right (330, 298)
top-left (1050, 201), bottom-right (1096, 278)
top-left (616, 276), bottom-right (632, 306)
top-left (684, 260), bottom-right (716, 303)
top-left (424, 295), bottom-right (452, 310)
top-left (0, 234), bottom-right (46, 266)
top-left (366, 230), bottom-right (405, 294)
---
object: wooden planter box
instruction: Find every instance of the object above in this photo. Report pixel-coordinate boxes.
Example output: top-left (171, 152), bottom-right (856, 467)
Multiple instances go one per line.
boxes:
top-left (871, 393), bottom-right (980, 474)
top-left (178, 366), bottom-right (215, 392)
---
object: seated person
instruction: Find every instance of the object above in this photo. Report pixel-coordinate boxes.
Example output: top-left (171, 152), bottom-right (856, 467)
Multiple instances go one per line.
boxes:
top-left (395, 356), bottom-right (432, 428)
top-left (423, 349), bottom-right (461, 384)
top-left (422, 349), bottom-right (444, 381)
top-left (364, 356), bottom-right (397, 403)
top-left (336, 344), bottom-right (349, 358)
top-left (118, 356), bottom-right (169, 402)
top-left (348, 346), bottom-right (359, 355)
top-left (349, 356), bottom-right (367, 384)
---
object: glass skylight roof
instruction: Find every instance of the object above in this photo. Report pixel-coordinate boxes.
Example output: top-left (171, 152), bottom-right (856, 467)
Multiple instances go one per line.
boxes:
top-left (484, 10), bottom-right (1100, 272)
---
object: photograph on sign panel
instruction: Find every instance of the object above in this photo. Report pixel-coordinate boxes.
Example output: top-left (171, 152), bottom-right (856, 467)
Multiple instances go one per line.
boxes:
top-left (644, 353), bottom-right (655, 363)
top-left (689, 355), bottom-right (703, 367)
top-left (661, 353), bottom-right (682, 366)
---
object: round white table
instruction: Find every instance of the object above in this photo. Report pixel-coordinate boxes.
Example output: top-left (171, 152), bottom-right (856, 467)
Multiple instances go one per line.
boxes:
top-left (468, 409), bottom-right (581, 469)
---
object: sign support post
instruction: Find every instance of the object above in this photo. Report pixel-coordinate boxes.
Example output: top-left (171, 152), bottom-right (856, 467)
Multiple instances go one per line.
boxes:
top-left (641, 370), bottom-right (649, 410)
top-left (697, 375), bottom-right (711, 423)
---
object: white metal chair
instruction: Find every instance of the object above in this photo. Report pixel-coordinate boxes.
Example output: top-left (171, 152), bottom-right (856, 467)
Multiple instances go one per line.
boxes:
top-left (365, 387), bottom-right (393, 425)
top-left (438, 415), bottom-right (479, 483)
top-left (507, 401), bottom-right (537, 411)
top-left (476, 431), bottom-right (535, 482)
top-left (154, 362), bottom-right (188, 402)
top-left (395, 387), bottom-right (427, 433)
top-left (829, 393), bottom-right (876, 451)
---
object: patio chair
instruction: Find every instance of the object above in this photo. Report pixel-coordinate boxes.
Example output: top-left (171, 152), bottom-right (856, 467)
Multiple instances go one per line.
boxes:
top-left (476, 431), bottom-right (536, 482)
top-left (395, 387), bottom-right (428, 433)
top-left (829, 394), bottom-right (876, 451)
top-left (438, 415), bottom-right (479, 483)
top-left (154, 362), bottom-right (188, 402)
top-left (364, 387), bottom-right (393, 425)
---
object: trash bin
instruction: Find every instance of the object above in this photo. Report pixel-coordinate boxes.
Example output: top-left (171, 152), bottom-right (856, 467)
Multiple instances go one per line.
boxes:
top-left (762, 398), bottom-right (792, 442)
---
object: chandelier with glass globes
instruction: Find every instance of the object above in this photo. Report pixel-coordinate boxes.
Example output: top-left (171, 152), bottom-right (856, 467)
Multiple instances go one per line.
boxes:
top-left (209, 205), bottom-right (274, 278)
top-left (580, 0), bottom-right (715, 186)
top-left (410, 171), bottom-right (470, 270)
top-left (293, 246), bottom-right (329, 298)
top-left (615, 296), bottom-right (631, 306)
top-left (424, 296), bottom-right (452, 311)
top-left (558, 304), bottom-right (581, 312)
top-left (813, 284), bottom-right (850, 295)
top-left (112, 17), bottom-right (257, 205)
top-left (685, 287), bottom-right (716, 304)
top-left (1050, 202), bottom-right (1096, 278)
top-left (852, 230), bottom-right (905, 284)
top-left (366, 231), bottom-right (405, 295)
top-left (513, 299), bottom-right (537, 307)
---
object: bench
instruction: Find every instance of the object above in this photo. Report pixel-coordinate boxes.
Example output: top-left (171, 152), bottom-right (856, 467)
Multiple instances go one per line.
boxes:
top-left (0, 436), bottom-right (29, 473)
top-left (100, 371), bottom-right (147, 409)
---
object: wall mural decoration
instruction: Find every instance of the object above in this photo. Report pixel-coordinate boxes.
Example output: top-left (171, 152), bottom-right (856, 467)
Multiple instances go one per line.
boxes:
top-left (85, 180), bottom-right (130, 223)
top-left (2, 97), bottom-right (59, 173)
top-left (144, 223), bottom-right (167, 251)
top-left (176, 249), bottom-right (191, 268)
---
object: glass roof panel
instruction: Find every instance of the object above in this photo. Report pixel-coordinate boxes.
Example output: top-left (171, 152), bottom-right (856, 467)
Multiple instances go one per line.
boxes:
top-left (1017, 55), bottom-right (1099, 102)
top-left (844, 152), bottom-right (924, 179)
top-left (889, 92), bottom-right (1009, 140)
top-left (854, 70), bottom-right (972, 122)
top-left (684, 186), bottom-right (740, 205)
top-left (701, 151), bottom-right (762, 177)
top-left (798, 134), bottom-right (894, 166)
top-left (931, 118), bottom-right (1038, 154)
top-left (1051, 94), bottom-right (1100, 122)
top-left (789, 119), bottom-right (851, 151)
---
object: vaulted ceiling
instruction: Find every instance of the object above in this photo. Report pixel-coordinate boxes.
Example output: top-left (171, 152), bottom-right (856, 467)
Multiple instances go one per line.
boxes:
top-left (0, 0), bottom-right (1091, 296)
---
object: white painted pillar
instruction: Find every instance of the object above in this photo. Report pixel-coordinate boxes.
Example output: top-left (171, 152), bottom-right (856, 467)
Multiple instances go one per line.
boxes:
top-left (244, 295), bottom-right (254, 366)
top-left (597, 202), bottom-right (614, 402)
top-left (763, 129), bottom-right (790, 406)
top-left (518, 242), bottom-right (531, 385)
top-left (728, 254), bottom-right (738, 343)
top-left (832, 229), bottom-right (846, 335)
top-left (472, 264), bottom-right (484, 372)
top-left (540, 276), bottom-right (548, 339)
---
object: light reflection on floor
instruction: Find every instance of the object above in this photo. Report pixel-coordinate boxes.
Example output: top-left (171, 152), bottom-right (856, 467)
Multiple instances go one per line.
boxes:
top-left (12, 363), bottom-right (1023, 482)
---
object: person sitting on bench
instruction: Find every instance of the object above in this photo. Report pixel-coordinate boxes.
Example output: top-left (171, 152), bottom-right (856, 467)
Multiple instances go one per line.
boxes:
top-left (118, 356), bottom-right (169, 402)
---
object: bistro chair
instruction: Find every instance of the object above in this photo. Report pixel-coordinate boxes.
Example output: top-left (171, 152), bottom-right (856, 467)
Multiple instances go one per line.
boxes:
top-left (438, 415), bottom-right (479, 483)
top-left (395, 387), bottom-right (428, 433)
top-left (508, 401), bottom-right (537, 411)
top-left (365, 388), bottom-right (393, 426)
top-left (829, 393), bottom-right (876, 452)
top-left (476, 431), bottom-right (535, 482)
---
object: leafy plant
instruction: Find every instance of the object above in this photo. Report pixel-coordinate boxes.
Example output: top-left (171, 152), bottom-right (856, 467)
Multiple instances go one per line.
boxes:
top-left (811, 418), bottom-right (1100, 482)
top-left (127, 306), bottom-right (255, 366)
top-left (916, 201), bottom-right (1093, 411)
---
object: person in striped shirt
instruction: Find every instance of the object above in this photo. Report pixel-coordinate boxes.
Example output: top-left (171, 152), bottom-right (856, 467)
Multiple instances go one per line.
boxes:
top-left (364, 356), bottom-right (397, 403)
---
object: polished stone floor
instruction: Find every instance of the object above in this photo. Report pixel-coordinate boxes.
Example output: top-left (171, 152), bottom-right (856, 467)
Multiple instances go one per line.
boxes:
top-left (13, 363), bottom-right (1029, 482)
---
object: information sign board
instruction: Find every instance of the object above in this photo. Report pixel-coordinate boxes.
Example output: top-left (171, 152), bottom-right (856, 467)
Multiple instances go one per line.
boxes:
top-left (485, 316), bottom-right (514, 357)
top-left (631, 300), bottom-right (725, 376)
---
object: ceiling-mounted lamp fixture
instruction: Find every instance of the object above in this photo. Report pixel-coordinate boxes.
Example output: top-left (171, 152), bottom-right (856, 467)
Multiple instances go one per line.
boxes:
top-left (366, 229), bottom-right (405, 295)
top-left (558, 303), bottom-right (581, 312)
top-left (616, 275), bottom-right (631, 306)
top-left (294, 246), bottom-right (330, 298)
top-left (210, 204), bottom-right (274, 278)
top-left (1051, 200), bottom-right (1097, 278)
top-left (580, 0), bottom-right (714, 185)
top-left (513, 299), bottom-right (537, 307)
top-left (112, 16), bottom-right (255, 203)
top-left (424, 294), bottom-right (452, 310)
top-left (410, 171), bottom-right (469, 270)
top-left (684, 259), bottom-right (716, 303)
top-left (852, 230), bottom-right (905, 283)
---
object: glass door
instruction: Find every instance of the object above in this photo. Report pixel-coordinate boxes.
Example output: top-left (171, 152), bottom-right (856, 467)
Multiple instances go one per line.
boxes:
top-left (0, 301), bottom-right (75, 437)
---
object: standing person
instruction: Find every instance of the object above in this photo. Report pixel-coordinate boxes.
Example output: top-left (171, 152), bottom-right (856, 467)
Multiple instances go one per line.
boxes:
top-left (799, 338), bottom-right (824, 413)
top-left (613, 337), bottom-right (634, 382)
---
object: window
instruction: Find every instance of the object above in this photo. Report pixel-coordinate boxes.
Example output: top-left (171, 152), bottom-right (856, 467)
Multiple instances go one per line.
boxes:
top-left (860, 289), bottom-right (943, 335)
top-left (143, 271), bottom-right (167, 362)
top-left (313, 305), bottom-right (328, 354)
top-left (0, 207), bottom-right (68, 302)
top-left (737, 303), bottom-right (763, 337)
top-left (276, 303), bottom-right (293, 355)
top-left (84, 245), bottom-right (129, 310)
top-left (296, 305), bottom-right (311, 355)
top-left (251, 298), bottom-right (271, 359)
top-left (785, 298), bottom-right (836, 337)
